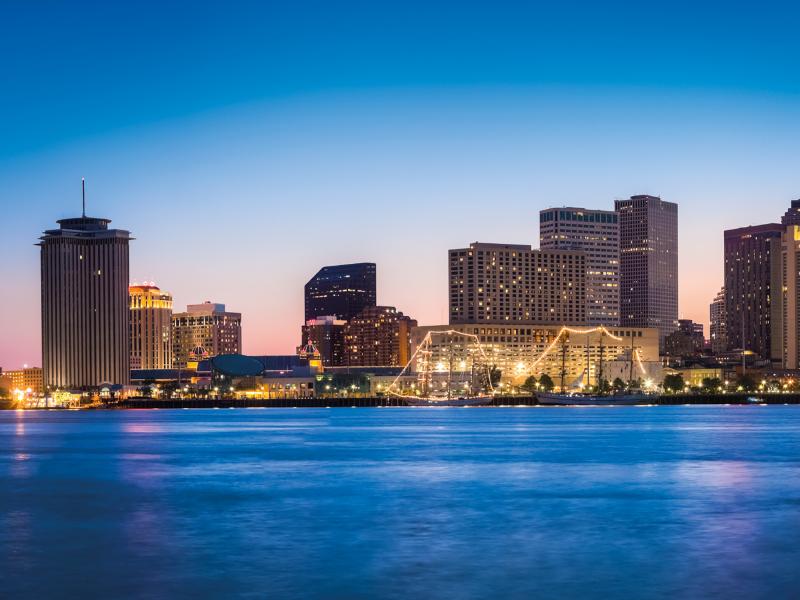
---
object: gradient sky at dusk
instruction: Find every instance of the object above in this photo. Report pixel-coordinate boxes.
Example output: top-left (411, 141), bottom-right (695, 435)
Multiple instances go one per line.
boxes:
top-left (2, 1), bottom-right (800, 368)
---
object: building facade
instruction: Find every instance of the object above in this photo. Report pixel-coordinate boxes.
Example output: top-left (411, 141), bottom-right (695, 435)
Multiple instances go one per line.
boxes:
top-left (664, 319), bottom-right (705, 359)
top-left (305, 263), bottom-right (376, 322)
top-left (39, 214), bottom-right (131, 389)
top-left (0, 367), bottom-right (44, 395)
top-left (776, 225), bottom-right (800, 368)
top-left (709, 287), bottom-right (727, 355)
top-left (615, 195), bottom-right (678, 350)
top-left (781, 199), bottom-right (800, 226)
top-left (449, 242), bottom-right (587, 325)
top-left (172, 302), bottom-right (242, 368)
top-left (344, 306), bottom-right (416, 367)
top-left (410, 324), bottom-right (660, 389)
top-left (129, 284), bottom-right (173, 370)
top-left (539, 207), bottom-right (619, 326)
top-left (723, 224), bottom-right (782, 362)
top-left (301, 316), bottom-right (347, 366)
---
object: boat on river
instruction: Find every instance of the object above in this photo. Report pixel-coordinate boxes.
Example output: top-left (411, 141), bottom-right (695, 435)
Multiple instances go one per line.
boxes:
top-left (404, 395), bottom-right (493, 407)
top-left (536, 392), bottom-right (649, 406)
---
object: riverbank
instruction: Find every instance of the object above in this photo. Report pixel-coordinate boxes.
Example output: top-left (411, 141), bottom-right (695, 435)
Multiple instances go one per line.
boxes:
top-left (116, 392), bottom-right (800, 408)
top-left (9, 392), bottom-right (800, 409)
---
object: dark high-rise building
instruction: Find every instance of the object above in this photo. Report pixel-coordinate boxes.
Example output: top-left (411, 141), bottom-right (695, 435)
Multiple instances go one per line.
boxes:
top-left (615, 195), bottom-right (678, 350)
top-left (723, 224), bottom-right (782, 362)
top-left (39, 209), bottom-right (132, 389)
top-left (304, 263), bottom-right (376, 322)
top-left (781, 199), bottom-right (800, 226)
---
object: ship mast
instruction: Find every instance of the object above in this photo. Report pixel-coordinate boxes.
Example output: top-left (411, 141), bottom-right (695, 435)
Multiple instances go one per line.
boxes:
top-left (629, 335), bottom-right (635, 385)
top-left (598, 330), bottom-right (605, 393)
top-left (447, 334), bottom-right (453, 401)
top-left (585, 332), bottom-right (590, 389)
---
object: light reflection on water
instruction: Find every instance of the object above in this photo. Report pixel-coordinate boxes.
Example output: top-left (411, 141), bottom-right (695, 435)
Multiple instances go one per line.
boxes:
top-left (1, 407), bottom-right (800, 598)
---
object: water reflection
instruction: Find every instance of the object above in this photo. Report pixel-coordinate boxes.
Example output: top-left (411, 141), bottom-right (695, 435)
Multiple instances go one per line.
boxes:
top-left (1, 407), bottom-right (799, 598)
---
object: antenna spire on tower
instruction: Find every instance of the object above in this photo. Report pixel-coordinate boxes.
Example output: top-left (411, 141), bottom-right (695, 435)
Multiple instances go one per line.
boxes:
top-left (81, 178), bottom-right (86, 217)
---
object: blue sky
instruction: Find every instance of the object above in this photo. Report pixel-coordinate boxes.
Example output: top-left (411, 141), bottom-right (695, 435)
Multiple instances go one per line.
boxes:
top-left (2, 0), bottom-right (799, 367)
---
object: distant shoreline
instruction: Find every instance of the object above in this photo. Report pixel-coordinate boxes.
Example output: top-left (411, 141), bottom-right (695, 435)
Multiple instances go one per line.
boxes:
top-left (6, 393), bottom-right (800, 410)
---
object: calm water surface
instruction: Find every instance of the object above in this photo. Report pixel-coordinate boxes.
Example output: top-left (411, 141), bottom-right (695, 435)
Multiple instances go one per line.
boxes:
top-left (2, 406), bottom-right (800, 599)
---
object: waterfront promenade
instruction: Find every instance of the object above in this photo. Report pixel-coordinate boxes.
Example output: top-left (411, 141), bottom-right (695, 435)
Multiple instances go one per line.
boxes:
top-left (117, 392), bottom-right (800, 408)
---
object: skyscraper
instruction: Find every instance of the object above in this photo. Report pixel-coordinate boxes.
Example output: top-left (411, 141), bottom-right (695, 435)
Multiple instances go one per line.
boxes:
top-left (539, 206), bottom-right (619, 326)
top-left (304, 263), bottom-right (377, 322)
top-left (775, 225), bottom-right (800, 368)
top-left (172, 302), bottom-right (242, 368)
top-left (709, 287), bottom-right (727, 355)
top-left (615, 195), bottom-right (678, 349)
top-left (39, 204), bottom-right (132, 389)
top-left (130, 284), bottom-right (173, 370)
top-left (723, 224), bottom-right (782, 362)
top-left (449, 242), bottom-right (587, 325)
top-left (781, 199), bottom-right (800, 226)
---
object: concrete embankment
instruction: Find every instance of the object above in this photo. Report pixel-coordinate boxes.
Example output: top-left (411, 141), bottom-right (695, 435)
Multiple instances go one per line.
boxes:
top-left (67, 393), bottom-right (800, 409)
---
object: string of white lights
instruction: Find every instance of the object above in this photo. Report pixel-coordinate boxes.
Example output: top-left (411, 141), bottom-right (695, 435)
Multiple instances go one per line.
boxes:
top-left (388, 325), bottom-right (643, 398)
top-left (387, 330), bottom-right (495, 398)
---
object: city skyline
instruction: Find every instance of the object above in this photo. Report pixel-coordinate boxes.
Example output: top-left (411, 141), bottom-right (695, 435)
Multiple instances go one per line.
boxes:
top-left (3, 185), bottom-right (800, 369)
top-left (3, 2), bottom-right (800, 369)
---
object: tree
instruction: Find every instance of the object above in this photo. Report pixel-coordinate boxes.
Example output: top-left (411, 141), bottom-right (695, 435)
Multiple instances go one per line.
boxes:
top-left (489, 366), bottom-right (502, 387)
top-left (162, 381), bottom-right (180, 398)
top-left (538, 374), bottom-right (555, 392)
top-left (663, 374), bottom-right (685, 393)
top-left (137, 384), bottom-right (153, 398)
top-left (598, 379), bottom-right (611, 394)
top-left (736, 374), bottom-right (756, 392)
top-left (521, 375), bottom-right (538, 393)
top-left (612, 377), bottom-right (626, 393)
top-left (701, 377), bottom-right (722, 391)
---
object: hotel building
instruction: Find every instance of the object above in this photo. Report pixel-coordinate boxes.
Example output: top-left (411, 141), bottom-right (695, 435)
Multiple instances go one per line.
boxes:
top-left (344, 306), bottom-right (417, 367)
top-left (775, 225), bottom-right (800, 369)
top-left (172, 302), bottom-right (242, 368)
top-left (130, 284), bottom-right (173, 369)
top-left (539, 206), bottom-right (620, 326)
top-left (39, 212), bottom-right (131, 389)
top-left (0, 367), bottom-right (44, 395)
top-left (615, 195), bottom-right (678, 350)
top-left (723, 224), bottom-right (782, 362)
top-left (449, 242), bottom-right (587, 325)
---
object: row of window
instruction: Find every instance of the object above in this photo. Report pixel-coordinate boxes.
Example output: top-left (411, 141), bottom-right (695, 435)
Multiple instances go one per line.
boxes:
top-left (541, 211), bottom-right (619, 224)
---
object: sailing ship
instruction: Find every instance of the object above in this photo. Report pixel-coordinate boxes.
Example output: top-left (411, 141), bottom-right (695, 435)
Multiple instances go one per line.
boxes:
top-left (536, 329), bottom-right (651, 406)
top-left (401, 331), bottom-right (493, 407)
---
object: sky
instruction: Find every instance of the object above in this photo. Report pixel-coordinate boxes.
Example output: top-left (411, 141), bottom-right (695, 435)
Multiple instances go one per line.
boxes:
top-left (1, 0), bottom-right (799, 368)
